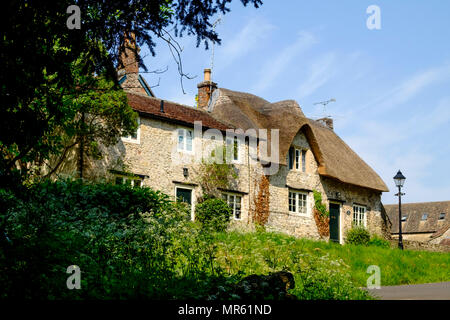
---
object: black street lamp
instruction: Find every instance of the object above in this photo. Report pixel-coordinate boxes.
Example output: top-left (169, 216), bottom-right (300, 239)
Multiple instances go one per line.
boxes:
top-left (393, 170), bottom-right (406, 250)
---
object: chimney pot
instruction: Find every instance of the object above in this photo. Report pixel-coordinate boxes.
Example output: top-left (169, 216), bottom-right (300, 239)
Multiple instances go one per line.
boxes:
top-left (204, 68), bottom-right (211, 81)
top-left (197, 68), bottom-right (217, 111)
top-left (160, 100), bottom-right (164, 113)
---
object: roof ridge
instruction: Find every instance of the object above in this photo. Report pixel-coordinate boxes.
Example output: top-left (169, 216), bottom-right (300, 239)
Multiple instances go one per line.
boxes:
top-left (127, 92), bottom-right (202, 111)
top-left (384, 201), bottom-right (450, 206)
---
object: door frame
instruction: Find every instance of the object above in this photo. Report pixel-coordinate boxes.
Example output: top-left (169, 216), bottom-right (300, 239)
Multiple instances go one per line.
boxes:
top-left (174, 184), bottom-right (195, 221)
top-left (329, 201), bottom-right (343, 244)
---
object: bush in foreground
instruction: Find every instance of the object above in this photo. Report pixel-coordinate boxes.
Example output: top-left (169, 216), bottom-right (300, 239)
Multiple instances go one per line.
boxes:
top-left (345, 227), bottom-right (371, 246)
top-left (0, 179), bottom-right (223, 299)
top-left (195, 197), bottom-right (232, 232)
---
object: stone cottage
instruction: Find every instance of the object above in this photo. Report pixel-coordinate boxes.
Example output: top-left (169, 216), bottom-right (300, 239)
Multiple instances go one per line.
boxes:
top-left (385, 201), bottom-right (450, 244)
top-left (55, 36), bottom-right (391, 243)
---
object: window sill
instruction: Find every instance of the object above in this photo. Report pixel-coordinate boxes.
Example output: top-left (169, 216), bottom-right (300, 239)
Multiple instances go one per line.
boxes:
top-left (288, 211), bottom-right (309, 217)
top-left (121, 137), bottom-right (140, 144)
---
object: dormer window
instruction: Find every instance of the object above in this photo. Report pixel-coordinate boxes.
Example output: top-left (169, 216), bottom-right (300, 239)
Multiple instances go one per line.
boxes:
top-left (421, 213), bottom-right (428, 221)
top-left (401, 215), bottom-right (408, 222)
top-left (439, 213), bottom-right (446, 220)
top-left (289, 147), bottom-right (306, 172)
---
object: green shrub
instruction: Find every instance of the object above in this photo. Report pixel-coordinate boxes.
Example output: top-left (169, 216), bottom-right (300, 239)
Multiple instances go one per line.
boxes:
top-left (291, 253), bottom-right (372, 300)
top-left (345, 227), bottom-right (371, 246)
top-left (368, 235), bottom-right (390, 248)
top-left (0, 179), bottom-right (225, 299)
top-left (313, 190), bottom-right (329, 217)
top-left (195, 198), bottom-right (232, 232)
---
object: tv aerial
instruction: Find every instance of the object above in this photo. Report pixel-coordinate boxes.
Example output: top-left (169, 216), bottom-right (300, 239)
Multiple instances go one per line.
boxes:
top-left (313, 98), bottom-right (336, 117)
top-left (210, 16), bottom-right (223, 81)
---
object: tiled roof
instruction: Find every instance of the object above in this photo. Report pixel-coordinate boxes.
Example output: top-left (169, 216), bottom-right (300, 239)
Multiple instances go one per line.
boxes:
top-left (384, 201), bottom-right (450, 235)
top-left (127, 92), bottom-right (233, 131)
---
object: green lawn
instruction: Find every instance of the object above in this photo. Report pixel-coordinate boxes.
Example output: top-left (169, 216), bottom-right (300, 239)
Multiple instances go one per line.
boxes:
top-left (213, 231), bottom-right (450, 288)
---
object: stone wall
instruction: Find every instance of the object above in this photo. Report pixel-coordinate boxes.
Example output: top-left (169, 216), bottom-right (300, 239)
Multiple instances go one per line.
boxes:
top-left (61, 115), bottom-right (387, 243)
top-left (265, 129), bottom-right (386, 243)
top-left (389, 239), bottom-right (450, 253)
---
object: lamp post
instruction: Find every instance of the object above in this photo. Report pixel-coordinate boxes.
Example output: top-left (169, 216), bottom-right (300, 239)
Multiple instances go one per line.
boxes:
top-left (393, 170), bottom-right (406, 250)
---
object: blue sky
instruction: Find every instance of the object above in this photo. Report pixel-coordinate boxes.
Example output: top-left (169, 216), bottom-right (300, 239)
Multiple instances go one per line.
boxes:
top-left (141, 1), bottom-right (450, 205)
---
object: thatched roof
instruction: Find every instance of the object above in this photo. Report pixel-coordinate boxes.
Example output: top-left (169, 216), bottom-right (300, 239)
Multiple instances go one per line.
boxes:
top-left (384, 201), bottom-right (450, 235)
top-left (209, 88), bottom-right (389, 192)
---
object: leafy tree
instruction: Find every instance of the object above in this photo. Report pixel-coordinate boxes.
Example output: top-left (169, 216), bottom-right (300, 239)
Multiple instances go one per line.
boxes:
top-left (1, 0), bottom-right (262, 184)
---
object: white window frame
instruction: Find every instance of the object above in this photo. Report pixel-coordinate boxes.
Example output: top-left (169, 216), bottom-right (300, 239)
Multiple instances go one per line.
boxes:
top-left (114, 174), bottom-right (143, 187)
top-left (174, 184), bottom-right (195, 221)
top-left (121, 117), bottom-right (140, 144)
top-left (288, 190), bottom-right (309, 216)
top-left (222, 192), bottom-right (243, 220)
top-left (177, 128), bottom-right (194, 153)
top-left (293, 148), bottom-right (306, 172)
top-left (353, 204), bottom-right (367, 227)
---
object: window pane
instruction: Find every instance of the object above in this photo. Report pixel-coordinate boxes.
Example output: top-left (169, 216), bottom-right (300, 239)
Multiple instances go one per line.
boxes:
top-left (235, 196), bottom-right (241, 219)
top-left (233, 137), bottom-right (239, 161)
top-left (289, 192), bottom-right (296, 213)
top-left (299, 193), bottom-right (307, 214)
top-left (302, 150), bottom-right (306, 172)
top-left (186, 130), bottom-right (193, 151)
top-left (131, 127), bottom-right (138, 139)
top-left (178, 129), bottom-right (184, 150)
top-left (295, 150), bottom-right (300, 170)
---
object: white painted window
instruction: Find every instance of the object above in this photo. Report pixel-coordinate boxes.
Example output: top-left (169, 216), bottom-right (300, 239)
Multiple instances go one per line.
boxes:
top-left (121, 117), bottom-right (140, 143)
top-left (288, 190), bottom-right (308, 215)
top-left (114, 174), bottom-right (143, 187)
top-left (293, 148), bottom-right (306, 172)
top-left (353, 205), bottom-right (366, 227)
top-left (226, 136), bottom-right (240, 162)
top-left (177, 128), bottom-right (193, 152)
top-left (222, 193), bottom-right (242, 220)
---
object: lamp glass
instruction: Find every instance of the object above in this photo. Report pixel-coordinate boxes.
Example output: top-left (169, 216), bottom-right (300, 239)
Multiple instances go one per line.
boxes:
top-left (393, 170), bottom-right (406, 188)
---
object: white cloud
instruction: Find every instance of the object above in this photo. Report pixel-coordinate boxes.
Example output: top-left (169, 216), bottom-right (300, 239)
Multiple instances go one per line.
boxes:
top-left (251, 30), bottom-right (317, 94)
top-left (297, 52), bottom-right (337, 99)
top-left (352, 63), bottom-right (450, 115)
top-left (215, 17), bottom-right (275, 70)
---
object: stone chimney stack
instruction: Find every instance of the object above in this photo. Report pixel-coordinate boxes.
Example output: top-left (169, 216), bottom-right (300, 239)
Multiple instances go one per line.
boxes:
top-left (316, 117), bottom-right (334, 130)
top-left (197, 69), bottom-right (217, 110)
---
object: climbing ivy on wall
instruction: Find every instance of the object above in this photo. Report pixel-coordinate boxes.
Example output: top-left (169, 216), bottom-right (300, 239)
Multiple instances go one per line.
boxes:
top-left (252, 175), bottom-right (270, 228)
top-left (313, 190), bottom-right (330, 238)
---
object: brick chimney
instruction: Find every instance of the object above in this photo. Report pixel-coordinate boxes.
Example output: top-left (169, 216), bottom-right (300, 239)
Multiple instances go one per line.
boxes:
top-left (118, 31), bottom-right (139, 76)
top-left (117, 31), bottom-right (148, 95)
top-left (197, 69), bottom-right (217, 110)
top-left (316, 117), bottom-right (334, 130)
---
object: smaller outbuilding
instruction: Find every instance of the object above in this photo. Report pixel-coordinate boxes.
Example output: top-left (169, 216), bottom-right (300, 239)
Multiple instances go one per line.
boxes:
top-left (384, 201), bottom-right (450, 244)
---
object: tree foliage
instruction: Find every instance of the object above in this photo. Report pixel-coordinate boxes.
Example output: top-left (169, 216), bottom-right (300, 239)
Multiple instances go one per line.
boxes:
top-left (1, 0), bottom-right (262, 184)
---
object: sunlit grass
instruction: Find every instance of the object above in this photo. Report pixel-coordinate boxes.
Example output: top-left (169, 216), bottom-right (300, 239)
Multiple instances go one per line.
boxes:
top-left (214, 231), bottom-right (450, 287)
